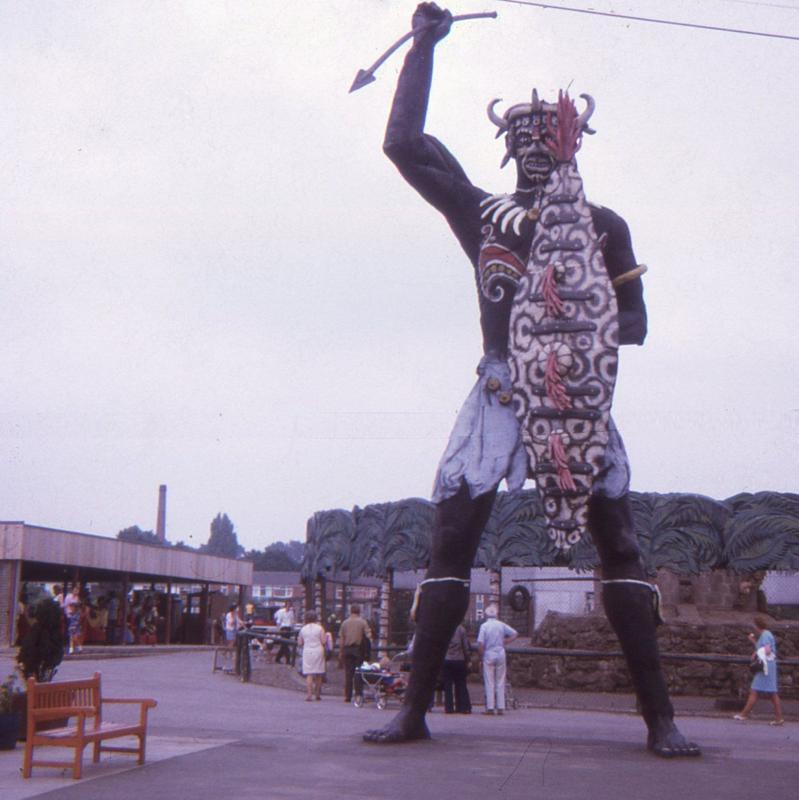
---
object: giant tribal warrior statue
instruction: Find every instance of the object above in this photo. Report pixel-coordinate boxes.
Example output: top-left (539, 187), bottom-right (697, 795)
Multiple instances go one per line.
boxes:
top-left (362, 3), bottom-right (700, 757)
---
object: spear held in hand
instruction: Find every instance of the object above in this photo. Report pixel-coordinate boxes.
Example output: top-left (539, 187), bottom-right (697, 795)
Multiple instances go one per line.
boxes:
top-left (349, 11), bottom-right (498, 93)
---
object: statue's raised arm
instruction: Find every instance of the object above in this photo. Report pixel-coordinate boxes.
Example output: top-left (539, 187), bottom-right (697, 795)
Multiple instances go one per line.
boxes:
top-left (383, 3), bottom-right (483, 218)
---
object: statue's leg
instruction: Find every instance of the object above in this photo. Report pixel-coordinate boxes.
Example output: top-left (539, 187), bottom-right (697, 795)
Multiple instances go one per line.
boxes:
top-left (363, 482), bottom-right (496, 743)
top-left (589, 494), bottom-right (701, 757)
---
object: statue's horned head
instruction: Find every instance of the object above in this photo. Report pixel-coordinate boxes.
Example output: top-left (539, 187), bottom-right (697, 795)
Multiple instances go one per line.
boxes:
top-left (487, 88), bottom-right (596, 168)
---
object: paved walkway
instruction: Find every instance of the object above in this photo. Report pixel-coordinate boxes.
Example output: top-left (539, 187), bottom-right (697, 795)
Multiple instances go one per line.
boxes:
top-left (1, 650), bottom-right (796, 800)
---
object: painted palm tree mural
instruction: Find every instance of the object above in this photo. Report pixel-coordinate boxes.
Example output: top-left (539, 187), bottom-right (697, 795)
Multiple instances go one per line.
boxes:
top-left (301, 490), bottom-right (799, 579)
top-left (722, 492), bottom-right (799, 572)
top-left (302, 508), bottom-right (355, 582)
top-left (475, 489), bottom-right (556, 572)
top-left (350, 499), bottom-right (434, 578)
top-left (631, 492), bottom-right (729, 575)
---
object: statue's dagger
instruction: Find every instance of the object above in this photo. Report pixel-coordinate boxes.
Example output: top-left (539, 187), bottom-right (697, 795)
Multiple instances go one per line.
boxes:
top-left (349, 11), bottom-right (498, 93)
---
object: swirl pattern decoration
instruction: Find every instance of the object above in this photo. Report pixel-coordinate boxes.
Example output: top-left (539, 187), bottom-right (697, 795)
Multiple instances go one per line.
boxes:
top-left (509, 103), bottom-right (619, 551)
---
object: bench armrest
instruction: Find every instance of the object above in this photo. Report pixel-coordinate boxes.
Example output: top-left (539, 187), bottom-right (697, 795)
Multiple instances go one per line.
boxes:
top-left (104, 698), bottom-right (158, 708)
top-left (104, 696), bottom-right (157, 726)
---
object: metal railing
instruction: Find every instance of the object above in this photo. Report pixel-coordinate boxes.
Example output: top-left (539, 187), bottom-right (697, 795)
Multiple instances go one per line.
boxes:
top-left (213, 628), bottom-right (299, 682)
top-left (503, 644), bottom-right (799, 666)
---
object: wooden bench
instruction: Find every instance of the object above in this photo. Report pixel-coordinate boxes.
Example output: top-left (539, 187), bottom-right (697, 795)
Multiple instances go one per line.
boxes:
top-left (23, 672), bottom-right (157, 780)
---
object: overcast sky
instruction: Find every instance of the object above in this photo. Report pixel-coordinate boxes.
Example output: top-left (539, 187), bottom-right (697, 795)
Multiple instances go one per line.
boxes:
top-left (2, 0), bottom-right (798, 552)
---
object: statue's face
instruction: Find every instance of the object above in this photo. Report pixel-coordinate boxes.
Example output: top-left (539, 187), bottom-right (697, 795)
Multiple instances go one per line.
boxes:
top-left (513, 135), bottom-right (554, 186)
top-left (508, 111), bottom-right (558, 188)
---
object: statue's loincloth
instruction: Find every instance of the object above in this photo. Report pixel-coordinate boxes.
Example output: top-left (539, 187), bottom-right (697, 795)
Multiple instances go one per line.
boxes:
top-left (431, 354), bottom-right (629, 505)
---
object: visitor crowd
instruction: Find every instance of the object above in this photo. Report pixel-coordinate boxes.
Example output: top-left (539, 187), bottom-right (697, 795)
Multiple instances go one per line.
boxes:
top-left (15, 583), bottom-right (165, 650)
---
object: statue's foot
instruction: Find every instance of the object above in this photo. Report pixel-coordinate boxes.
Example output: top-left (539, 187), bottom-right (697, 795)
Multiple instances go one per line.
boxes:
top-left (363, 708), bottom-right (431, 744)
top-left (647, 719), bottom-right (701, 758)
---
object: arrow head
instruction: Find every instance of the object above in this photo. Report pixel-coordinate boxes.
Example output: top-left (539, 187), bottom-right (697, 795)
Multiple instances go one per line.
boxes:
top-left (349, 69), bottom-right (376, 93)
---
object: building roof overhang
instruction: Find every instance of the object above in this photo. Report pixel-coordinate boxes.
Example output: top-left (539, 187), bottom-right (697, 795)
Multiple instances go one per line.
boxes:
top-left (0, 522), bottom-right (252, 586)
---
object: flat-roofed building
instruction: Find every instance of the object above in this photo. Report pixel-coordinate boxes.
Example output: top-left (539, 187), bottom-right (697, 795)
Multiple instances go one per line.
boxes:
top-left (1, 521), bottom-right (252, 647)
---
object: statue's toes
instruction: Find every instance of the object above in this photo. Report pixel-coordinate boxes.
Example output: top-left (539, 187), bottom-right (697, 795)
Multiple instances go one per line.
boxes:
top-left (362, 721), bottom-right (430, 744)
top-left (676, 741), bottom-right (702, 757)
top-left (363, 726), bottom-right (403, 744)
top-left (653, 737), bottom-right (702, 758)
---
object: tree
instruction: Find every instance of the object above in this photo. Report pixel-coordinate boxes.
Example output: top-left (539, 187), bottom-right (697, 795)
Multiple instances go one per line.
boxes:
top-left (17, 597), bottom-right (64, 682)
top-left (244, 541), bottom-right (305, 571)
top-left (117, 526), bottom-right (164, 546)
top-left (283, 540), bottom-right (305, 565)
top-left (203, 513), bottom-right (243, 558)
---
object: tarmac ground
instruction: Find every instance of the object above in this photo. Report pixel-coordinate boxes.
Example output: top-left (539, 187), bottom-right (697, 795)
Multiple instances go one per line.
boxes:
top-left (0, 648), bottom-right (796, 800)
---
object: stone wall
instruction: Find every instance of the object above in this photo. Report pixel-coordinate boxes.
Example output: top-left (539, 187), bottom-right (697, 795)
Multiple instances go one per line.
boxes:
top-left (656, 569), bottom-right (764, 615)
top-left (507, 611), bottom-right (799, 700)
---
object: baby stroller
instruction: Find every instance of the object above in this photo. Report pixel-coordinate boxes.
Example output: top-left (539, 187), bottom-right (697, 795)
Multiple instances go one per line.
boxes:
top-left (353, 661), bottom-right (407, 710)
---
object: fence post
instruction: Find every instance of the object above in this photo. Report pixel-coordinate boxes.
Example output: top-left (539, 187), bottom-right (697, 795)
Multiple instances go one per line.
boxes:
top-left (378, 569), bottom-right (393, 654)
top-left (315, 578), bottom-right (324, 620)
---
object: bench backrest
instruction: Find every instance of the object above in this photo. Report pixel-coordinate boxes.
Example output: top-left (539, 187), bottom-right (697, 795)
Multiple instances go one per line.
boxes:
top-left (27, 672), bottom-right (103, 722)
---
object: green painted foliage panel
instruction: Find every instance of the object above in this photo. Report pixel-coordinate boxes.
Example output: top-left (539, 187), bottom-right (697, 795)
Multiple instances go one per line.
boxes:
top-left (300, 490), bottom-right (799, 578)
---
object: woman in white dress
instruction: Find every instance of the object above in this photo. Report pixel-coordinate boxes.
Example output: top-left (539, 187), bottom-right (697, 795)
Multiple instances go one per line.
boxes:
top-left (298, 611), bottom-right (326, 701)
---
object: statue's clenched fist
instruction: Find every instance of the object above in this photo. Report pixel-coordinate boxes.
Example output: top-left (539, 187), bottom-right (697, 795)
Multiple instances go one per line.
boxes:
top-left (412, 2), bottom-right (452, 45)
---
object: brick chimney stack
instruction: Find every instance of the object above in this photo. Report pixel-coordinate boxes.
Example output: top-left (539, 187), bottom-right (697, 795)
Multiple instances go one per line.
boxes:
top-left (156, 484), bottom-right (167, 542)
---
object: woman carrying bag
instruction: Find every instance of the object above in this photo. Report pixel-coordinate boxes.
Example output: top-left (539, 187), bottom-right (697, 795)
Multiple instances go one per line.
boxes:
top-left (733, 615), bottom-right (784, 726)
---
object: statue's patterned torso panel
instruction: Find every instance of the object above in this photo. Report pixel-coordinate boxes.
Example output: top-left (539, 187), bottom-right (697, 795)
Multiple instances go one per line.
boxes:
top-left (474, 166), bottom-right (618, 549)
top-left (509, 165), bottom-right (618, 550)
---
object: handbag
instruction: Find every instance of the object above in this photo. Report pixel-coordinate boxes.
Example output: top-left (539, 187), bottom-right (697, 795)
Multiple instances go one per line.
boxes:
top-left (749, 656), bottom-right (764, 675)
